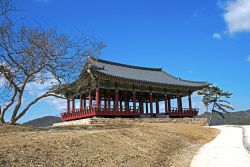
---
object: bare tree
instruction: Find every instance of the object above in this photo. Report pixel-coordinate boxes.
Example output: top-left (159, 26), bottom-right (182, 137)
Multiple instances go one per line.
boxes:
top-left (0, 0), bottom-right (104, 124)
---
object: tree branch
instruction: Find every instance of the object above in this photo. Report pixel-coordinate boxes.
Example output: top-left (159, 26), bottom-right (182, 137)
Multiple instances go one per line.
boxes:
top-left (1, 87), bottom-right (17, 116)
top-left (12, 92), bottom-right (65, 123)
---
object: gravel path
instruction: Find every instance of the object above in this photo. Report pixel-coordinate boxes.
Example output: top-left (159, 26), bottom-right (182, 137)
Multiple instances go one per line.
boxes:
top-left (242, 125), bottom-right (250, 152)
top-left (191, 126), bottom-right (250, 167)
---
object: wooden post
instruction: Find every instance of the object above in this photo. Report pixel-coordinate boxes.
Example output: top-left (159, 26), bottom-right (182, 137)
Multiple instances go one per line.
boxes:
top-left (156, 98), bottom-right (159, 114)
top-left (168, 96), bottom-right (171, 113)
top-left (177, 92), bottom-right (182, 113)
top-left (80, 95), bottom-right (83, 111)
top-left (96, 88), bottom-right (100, 109)
top-left (125, 93), bottom-right (128, 112)
top-left (145, 100), bottom-right (148, 114)
top-left (120, 100), bottom-right (123, 112)
top-left (67, 99), bottom-right (70, 112)
top-left (140, 97), bottom-right (144, 114)
top-left (89, 91), bottom-right (92, 107)
top-left (108, 91), bottom-right (111, 112)
top-left (72, 98), bottom-right (75, 112)
top-left (180, 97), bottom-right (183, 112)
top-left (104, 97), bottom-right (107, 112)
top-left (149, 92), bottom-right (153, 116)
top-left (188, 93), bottom-right (192, 111)
top-left (83, 95), bottom-right (86, 108)
top-left (164, 94), bottom-right (168, 114)
top-left (133, 90), bottom-right (136, 112)
top-left (115, 89), bottom-right (119, 112)
top-left (139, 97), bottom-right (141, 114)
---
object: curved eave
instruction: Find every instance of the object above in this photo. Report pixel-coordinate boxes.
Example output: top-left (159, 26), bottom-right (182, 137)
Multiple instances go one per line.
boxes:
top-left (94, 70), bottom-right (208, 91)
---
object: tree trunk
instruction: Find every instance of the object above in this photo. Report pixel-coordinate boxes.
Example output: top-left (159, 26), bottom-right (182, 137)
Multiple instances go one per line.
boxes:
top-left (0, 114), bottom-right (5, 124)
top-left (10, 92), bottom-right (23, 123)
top-left (9, 119), bottom-right (17, 125)
top-left (8, 93), bottom-right (57, 124)
top-left (205, 106), bottom-right (209, 125)
top-left (208, 101), bottom-right (216, 126)
top-left (208, 112), bottom-right (213, 126)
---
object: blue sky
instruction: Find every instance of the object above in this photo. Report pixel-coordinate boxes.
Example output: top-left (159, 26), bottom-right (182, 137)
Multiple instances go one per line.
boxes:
top-left (7, 0), bottom-right (250, 122)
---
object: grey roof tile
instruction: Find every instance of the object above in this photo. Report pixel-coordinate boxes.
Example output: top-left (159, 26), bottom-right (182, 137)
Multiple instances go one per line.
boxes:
top-left (89, 57), bottom-right (208, 88)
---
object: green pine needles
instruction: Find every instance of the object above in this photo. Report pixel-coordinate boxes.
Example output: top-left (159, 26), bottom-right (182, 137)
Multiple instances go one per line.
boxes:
top-left (198, 85), bottom-right (234, 125)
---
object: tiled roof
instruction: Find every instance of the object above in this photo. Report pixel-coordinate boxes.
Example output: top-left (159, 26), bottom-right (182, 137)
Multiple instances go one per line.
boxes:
top-left (88, 57), bottom-right (208, 88)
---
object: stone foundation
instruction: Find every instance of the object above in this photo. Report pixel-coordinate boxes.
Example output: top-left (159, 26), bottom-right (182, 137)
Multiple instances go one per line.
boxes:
top-left (53, 117), bottom-right (208, 127)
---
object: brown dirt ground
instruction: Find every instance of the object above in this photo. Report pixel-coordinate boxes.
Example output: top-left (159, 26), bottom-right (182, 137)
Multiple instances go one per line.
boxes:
top-left (0, 123), bottom-right (218, 167)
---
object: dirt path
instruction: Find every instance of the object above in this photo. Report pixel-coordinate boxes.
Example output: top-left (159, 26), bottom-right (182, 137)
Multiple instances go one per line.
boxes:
top-left (191, 126), bottom-right (250, 167)
top-left (242, 125), bottom-right (250, 152)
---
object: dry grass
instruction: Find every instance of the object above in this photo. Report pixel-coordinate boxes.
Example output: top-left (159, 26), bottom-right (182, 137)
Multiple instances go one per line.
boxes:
top-left (0, 123), bottom-right (218, 167)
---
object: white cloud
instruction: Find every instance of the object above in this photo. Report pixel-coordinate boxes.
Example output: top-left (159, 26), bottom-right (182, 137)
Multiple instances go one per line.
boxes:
top-left (212, 33), bottom-right (222, 40)
top-left (246, 55), bottom-right (250, 62)
top-left (222, 0), bottom-right (250, 34)
top-left (24, 73), bottom-right (65, 110)
top-left (43, 96), bottom-right (66, 110)
top-left (25, 72), bottom-right (59, 96)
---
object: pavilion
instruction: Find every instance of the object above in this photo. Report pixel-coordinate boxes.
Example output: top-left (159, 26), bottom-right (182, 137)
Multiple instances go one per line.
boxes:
top-left (58, 56), bottom-right (208, 121)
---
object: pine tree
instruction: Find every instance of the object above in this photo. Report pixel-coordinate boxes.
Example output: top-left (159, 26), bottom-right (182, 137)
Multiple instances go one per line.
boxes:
top-left (198, 85), bottom-right (234, 125)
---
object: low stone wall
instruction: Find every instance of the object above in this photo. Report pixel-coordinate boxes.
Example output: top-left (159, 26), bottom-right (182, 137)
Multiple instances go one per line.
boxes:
top-left (53, 117), bottom-right (208, 127)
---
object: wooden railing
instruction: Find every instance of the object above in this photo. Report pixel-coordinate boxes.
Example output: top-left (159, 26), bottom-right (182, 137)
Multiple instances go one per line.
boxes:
top-left (61, 106), bottom-right (199, 121)
top-left (61, 105), bottom-right (140, 121)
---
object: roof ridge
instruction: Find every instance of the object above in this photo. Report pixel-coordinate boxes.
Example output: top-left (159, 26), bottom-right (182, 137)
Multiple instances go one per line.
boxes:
top-left (161, 70), bottom-right (208, 84)
top-left (88, 56), bottom-right (163, 71)
top-left (179, 78), bottom-right (209, 84)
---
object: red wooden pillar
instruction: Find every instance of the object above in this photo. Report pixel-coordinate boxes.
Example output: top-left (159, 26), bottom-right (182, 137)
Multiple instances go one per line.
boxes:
top-left (177, 92), bottom-right (182, 113)
top-left (120, 100), bottom-right (123, 112)
top-left (108, 94), bottom-right (111, 112)
top-left (83, 95), bottom-right (86, 108)
top-left (133, 90), bottom-right (136, 112)
top-left (188, 93), bottom-right (192, 111)
top-left (139, 97), bottom-right (141, 114)
top-left (67, 99), bottom-right (70, 112)
top-left (96, 88), bottom-right (100, 110)
top-left (80, 95), bottom-right (83, 111)
top-left (140, 98), bottom-right (144, 114)
top-left (125, 93), bottom-right (128, 112)
top-left (115, 89), bottom-right (119, 112)
top-left (164, 94), bottom-right (168, 114)
top-left (156, 98), bottom-right (159, 114)
top-left (149, 92), bottom-right (153, 116)
top-left (72, 98), bottom-right (75, 112)
top-left (89, 91), bottom-right (92, 107)
top-left (145, 100), bottom-right (148, 114)
top-left (168, 96), bottom-right (172, 113)
top-left (104, 97), bottom-right (107, 112)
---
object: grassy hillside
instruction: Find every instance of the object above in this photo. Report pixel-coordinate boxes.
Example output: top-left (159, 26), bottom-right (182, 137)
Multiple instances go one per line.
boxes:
top-left (23, 116), bottom-right (61, 127)
top-left (0, 123), bottom-right (218, 167)
top-left (198, 109), bottom-right (250, 125)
